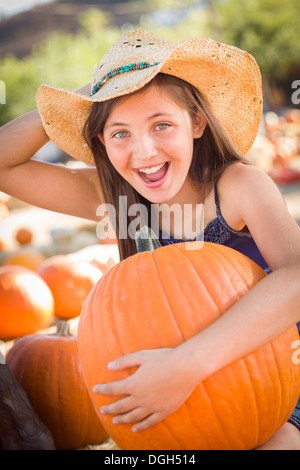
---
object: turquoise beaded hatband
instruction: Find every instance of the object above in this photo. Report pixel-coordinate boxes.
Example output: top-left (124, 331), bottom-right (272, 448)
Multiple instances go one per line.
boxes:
top-left (90, 62), bottom-right (160, 96)
top-left (36, 30), bottom-right (263, 165)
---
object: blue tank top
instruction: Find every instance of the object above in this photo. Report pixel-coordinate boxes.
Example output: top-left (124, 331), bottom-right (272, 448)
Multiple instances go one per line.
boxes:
top-left (159, 183), bottom-right (272, 274)
top-left (134, 183), bottom-right (300, 334)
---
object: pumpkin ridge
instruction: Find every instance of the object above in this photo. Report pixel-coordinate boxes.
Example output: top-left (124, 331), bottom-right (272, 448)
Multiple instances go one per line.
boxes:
top-left (178, 245), bottom-right (263, 449)
top-left (152, 247), bottom-right (186, 343)
top-left (105, 266), bottom-right (124, 358)
top-left (135, 253), bottom-right (164, 348)
top-left (153, 247), bottom-right (226, 449)
top-left (212, 242), bottom-right (264, 285)
top-left (262, 342), bottom-right (283, 432)
top-left (176, 245), bottom-right (221, 335)
top-left (154, 245), bottom-right (217, 339)
top-left (134, 250), bottom-right (186, 349)
top-left (55, 336), bottom-right (63, 443)
top-left (201, 379), bottom-right (234, 450)
top-left (182, 389), bottom-right (217, 450)
top-left (208, 242), bottom-right (257, 288)
top-left (105, 259), bottom-right (155, 449)
top-left (205, 247), bottom-right (264, 448)
top-left (204, 246), bottom-right (273, 447)
top-left (154, 246), bottom-right (234, 449)
top-left (133, 254), bottom-right (185, 450)
top-left (245, 343), bottom-right (283, 447)
top-left (134, 253), bottom-right (193, 450)
top-left (202, 245), bottom-right (248, 311)
top-left (237, 357), bottom-right (261, 448)
top-left (268, 332), bottom-right (298, 428)
top-left (182, 246), bottom-right (222, 321)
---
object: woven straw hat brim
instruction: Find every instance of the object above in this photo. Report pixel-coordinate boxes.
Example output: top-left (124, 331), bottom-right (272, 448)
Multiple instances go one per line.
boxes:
top-left (36, 64), bottom-right (163, 166)
top-left (35, 32), bottom-right (262, 166)
top-left (161, 37), bottom-right (263, 156)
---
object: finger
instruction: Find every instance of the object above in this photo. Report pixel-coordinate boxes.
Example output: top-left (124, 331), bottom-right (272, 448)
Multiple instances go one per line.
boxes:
top-left (93, 379), bottom-right (129, 396)
top-left (112, 407), bottom-right (149, 426)
top-left (108, 351), bottom-right (146, 371)
top-left (131, 413), bottom-right (162, 433)
top-left (100, 396), bottom-right (134, 416)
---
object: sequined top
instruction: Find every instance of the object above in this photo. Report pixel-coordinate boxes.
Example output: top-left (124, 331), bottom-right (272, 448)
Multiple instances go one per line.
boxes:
top-left (135, 183), bottom-right (272, 275)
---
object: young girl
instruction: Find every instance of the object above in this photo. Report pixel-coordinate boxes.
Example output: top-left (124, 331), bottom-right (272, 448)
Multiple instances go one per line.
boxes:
top-left (1, 30), bottom-right (300, 450)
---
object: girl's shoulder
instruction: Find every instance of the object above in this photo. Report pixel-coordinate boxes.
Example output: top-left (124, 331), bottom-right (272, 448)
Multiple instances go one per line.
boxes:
top-left (219, 161), bottom-right (279, 198)
top-left (217, 161), bottom-right (283, 230)
top-left (220, 161), bottom-right (268, 183)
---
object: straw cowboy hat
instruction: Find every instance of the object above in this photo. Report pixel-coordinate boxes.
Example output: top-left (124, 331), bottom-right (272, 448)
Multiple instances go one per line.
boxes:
top-left (36, 30), bottom-right (263, 166)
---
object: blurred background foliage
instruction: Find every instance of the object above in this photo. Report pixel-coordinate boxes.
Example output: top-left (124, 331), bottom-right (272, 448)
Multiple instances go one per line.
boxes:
top-left (0, 0), bottom-right (300, 126)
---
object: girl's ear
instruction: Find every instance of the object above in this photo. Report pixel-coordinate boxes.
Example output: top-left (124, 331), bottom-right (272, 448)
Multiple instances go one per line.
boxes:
top-left (97, 133), bottom-right (105, 146)
top-left (192, 113), bottom-right (207, 139)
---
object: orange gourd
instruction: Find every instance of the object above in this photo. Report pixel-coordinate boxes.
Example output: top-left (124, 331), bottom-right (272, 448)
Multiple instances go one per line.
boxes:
top-left (6, 321), bottom-right (109, 450)
top-left (38, 256), bottom-right (102, 319)
top-left (3, 247), bottom-right (45, 271)
top-left (0, 265), bottom-right (54, 340)
top-left (15, 227), bottom-right (33, 245)
top-left (77, 242), bottom-right (300, 450)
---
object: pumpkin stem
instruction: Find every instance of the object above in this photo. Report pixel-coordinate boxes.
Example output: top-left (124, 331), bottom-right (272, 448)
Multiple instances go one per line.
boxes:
top-left (56, 320), bottom-right (72, 337)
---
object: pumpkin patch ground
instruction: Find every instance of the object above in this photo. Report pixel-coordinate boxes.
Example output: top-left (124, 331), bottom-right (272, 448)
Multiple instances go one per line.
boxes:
top-left (78, 242), bottom-right (300, 451)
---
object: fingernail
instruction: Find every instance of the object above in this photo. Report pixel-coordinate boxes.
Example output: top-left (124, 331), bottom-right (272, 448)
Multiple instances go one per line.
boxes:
top-left (107, 361), bottom-right (116, 370)
top-left (131, 426), bottom-right (138, 433)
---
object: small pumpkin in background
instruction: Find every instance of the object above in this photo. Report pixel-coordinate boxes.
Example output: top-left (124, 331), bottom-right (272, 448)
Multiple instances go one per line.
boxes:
top-left (6, 321), bottom-right (108, 450)
top-left (3, 247), bottom-right (46, 271)
top-left (78, 242), bottom-right (300, 450)
top-left (37, 255), bottom-right (103, 319)
top-left (0, 265), bottom-right (54, 340)
top-left (15, 227), bottom-right (33, 245)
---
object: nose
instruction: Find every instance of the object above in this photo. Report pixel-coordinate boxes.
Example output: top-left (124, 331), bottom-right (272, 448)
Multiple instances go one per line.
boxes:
top-left (132, 134), bottom-right (158, 162)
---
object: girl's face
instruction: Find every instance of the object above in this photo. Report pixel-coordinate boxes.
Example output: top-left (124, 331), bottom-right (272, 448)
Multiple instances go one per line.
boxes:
top-left (100, 84), bottom-right (206, 205)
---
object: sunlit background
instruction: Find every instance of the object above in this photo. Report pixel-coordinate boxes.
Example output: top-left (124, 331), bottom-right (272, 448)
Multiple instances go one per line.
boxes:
top-left (0, 0), bottom-right (300, 272)
top-left (0, 2), bottom-right (300, 451)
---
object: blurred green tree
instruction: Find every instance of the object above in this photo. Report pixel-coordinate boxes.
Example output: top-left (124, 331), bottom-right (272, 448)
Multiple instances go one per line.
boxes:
top-left (0, 9), bottom-right (120, 126)
top-left (2, 0), bottom-right (299, 125)
top-left (219, 0), bottom-right (300, 77)
top-left (218, 0), bottom-right (300, 107)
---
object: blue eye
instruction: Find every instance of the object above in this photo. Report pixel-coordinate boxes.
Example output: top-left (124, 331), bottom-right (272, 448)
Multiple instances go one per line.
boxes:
top-left (156, 123), bottom-right (170, 131)
top-left (113, 131), bottom-right (128, 139)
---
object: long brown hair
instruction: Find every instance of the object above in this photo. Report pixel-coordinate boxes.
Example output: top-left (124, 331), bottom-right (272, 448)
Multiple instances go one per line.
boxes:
top-left (83, 74), bottom-right (248, 261)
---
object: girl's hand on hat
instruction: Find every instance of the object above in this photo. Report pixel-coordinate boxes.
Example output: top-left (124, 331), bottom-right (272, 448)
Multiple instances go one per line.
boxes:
top-left (93, 347), bottom-right (200, 432)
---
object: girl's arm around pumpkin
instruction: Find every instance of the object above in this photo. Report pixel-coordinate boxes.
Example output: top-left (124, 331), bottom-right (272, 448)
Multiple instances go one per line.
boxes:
top-left (95, 163), bottom-right (300, 431)
top-left (0, 83), bottom-right (103, 222)
top-left (181, 163), bottom-right (300, 376)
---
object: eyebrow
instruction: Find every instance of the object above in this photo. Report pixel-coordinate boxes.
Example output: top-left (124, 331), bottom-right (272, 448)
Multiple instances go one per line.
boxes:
top-left (106, 112), bottom-right (173, 129)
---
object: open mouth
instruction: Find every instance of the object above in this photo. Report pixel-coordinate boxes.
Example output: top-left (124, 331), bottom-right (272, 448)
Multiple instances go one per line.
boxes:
top-left (136, 162), bottom-right (169, 188)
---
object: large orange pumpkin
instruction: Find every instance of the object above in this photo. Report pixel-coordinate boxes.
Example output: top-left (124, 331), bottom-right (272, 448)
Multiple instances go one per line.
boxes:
top-left (6, 321), bottom-right (109, 450)
top-left (0, 265), bottom-right (54, 340)
top-left (77, 242), bottom-right (300, 450)
top-left (38, 256), bottom-right (103, 319)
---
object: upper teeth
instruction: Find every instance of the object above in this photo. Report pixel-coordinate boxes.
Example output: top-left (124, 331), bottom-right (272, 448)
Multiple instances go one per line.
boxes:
top-left (139, 163), bottom-right (165, 174)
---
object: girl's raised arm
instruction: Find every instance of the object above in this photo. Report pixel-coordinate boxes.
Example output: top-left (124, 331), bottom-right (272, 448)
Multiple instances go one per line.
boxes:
top-left (0, 87), bottom-right (103, 222)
